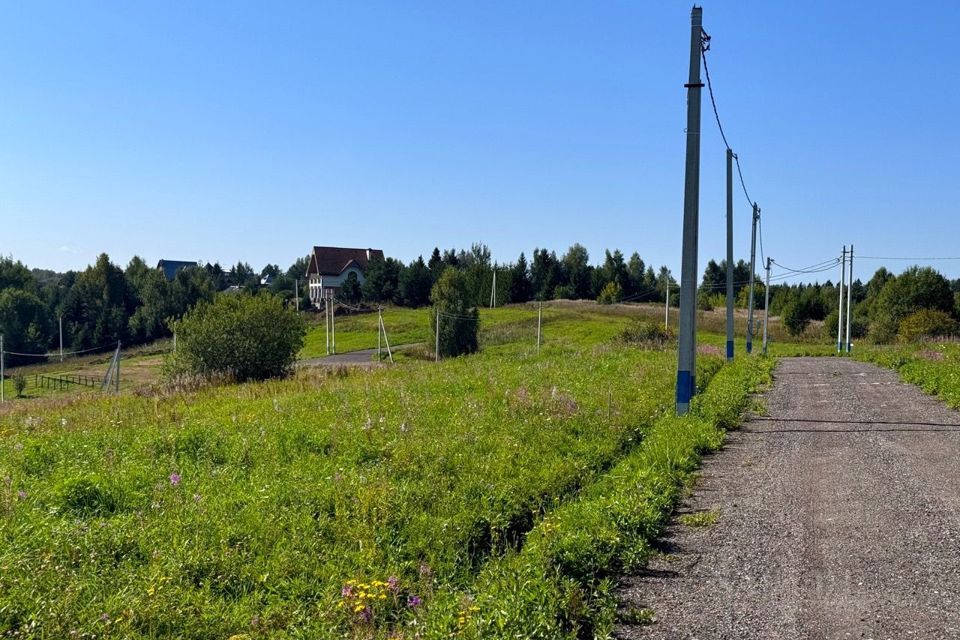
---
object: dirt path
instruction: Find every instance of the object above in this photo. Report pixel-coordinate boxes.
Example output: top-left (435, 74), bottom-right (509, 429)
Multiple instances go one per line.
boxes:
top-left (616, 356), bottom-right (960, 639)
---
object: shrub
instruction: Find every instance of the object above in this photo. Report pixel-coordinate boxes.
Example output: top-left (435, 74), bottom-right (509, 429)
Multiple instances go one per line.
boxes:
top-left (596, 282), bottom-right (622, 305)
top-left (167, 293), bottom-right (305, 382)
top-left (616, 320), bottom-right (675, 349)
top-left (12, 374), bottom-right (26, 398)
top-left (781, 300), bottom-right (811, 337)
top-left (430, 269), bottom-right (479, 357)
top-left (897, 309), bottom-right (959, 343)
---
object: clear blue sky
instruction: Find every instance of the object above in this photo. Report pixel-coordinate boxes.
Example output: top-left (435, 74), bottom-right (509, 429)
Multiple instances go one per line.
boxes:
top-left (2, 1), bottom-right (958, 282)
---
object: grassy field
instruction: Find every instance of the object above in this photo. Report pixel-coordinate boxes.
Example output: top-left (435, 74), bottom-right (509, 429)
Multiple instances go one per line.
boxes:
top-left (853, 341), bottom-right (960, 409)
top-left (0, 303), bottom-right (773, 638)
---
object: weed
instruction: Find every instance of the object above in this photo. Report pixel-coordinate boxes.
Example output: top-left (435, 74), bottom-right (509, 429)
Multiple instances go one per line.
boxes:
top-left (678, 509), bottom-right (720, 528)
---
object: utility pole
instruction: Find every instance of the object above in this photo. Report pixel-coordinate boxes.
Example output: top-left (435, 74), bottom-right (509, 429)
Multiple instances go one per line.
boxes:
top-left (435, 310), bottom-right (441, 362)
top-left (676, 5), bottom-right (704, 415)
top-left (537, 301), bottom-right (542, 354)
top-left (1, 334), bottom-right (4, 403)
top-left (725, 147), bottom-right (734, 361)
top-left (762, 257), bottom-right (772, 355)
top-left (115, 341), bottom-right (121, 393)
top-left (845, 245), bottom-right (854, 353)
top-left (490, 269), bottom-right (497, 308)
top-left (377, 307), bottom-right (382, 361)
top-left (294, 279), bottom-right (299, 312)
top-left (59, 315), bottom-right (64, 363)
top-left (331, 298), bottom-right (336, 354)
top-left (324, 296), bottom-right (330, 355)
top-left (837, 246), bottom-right (846, 353)
top-left (746, 202), bottom-right (759, 354)
top-left (665, 285), bottom-right (670, 329)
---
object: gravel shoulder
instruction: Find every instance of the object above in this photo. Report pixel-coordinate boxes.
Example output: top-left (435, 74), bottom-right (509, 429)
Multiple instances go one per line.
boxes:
top-left (616, 356), bottom-right (960, 639)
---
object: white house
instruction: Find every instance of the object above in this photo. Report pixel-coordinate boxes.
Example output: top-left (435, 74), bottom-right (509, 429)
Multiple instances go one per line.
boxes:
top-left (305, 246), bottom-right (384, 306)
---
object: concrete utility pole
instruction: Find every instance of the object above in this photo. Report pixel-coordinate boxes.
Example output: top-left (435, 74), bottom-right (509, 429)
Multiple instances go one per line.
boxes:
top-left (762, 257), bottom-right (772, 356)
top-left (845, 245), bottom-right (854, 353)
top-left (325, 297), bottom-right (330, 355)
top-left (837, 246), bottom-right (846, 353)
top-left (377, 307), bottom-right (382, 361)
top-left (59, 315), bottom-right (64, 362)
top-left (725, 147), bottom-right (735, 361)
top-left (294, 279), bottom-right (299, 312)
top-left (1, 334), bottom-right (4, 403)
top-left (746, 202), bottom-right (759, 354)
top-left (489, 269), bottom-right (497, 309)
top-left (665, 285), bottom-right (670, 329)
top-left (676, 5), bottom-right (704, 415)
top-left (435, 310), bottom-right (441, 362)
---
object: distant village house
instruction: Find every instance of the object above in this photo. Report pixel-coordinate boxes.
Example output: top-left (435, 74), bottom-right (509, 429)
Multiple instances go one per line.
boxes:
top-left (157, 259), bottom-right (199, 281)
top-left (305, 246), bottom-right (383, 306)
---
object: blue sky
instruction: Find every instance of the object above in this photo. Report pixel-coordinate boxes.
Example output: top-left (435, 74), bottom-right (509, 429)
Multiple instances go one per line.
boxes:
top-left (2, 1), bottom-right (958, 282)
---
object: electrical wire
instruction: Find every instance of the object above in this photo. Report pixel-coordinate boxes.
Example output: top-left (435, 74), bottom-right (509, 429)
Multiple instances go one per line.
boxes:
top-left (702, 45), bottom-right (755, 209)
top-left (858, 256), bottom-right (960, 261)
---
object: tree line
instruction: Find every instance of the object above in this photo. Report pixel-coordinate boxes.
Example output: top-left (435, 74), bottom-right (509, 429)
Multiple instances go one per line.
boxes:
top-left (3, 247), bottom-right (958, 366)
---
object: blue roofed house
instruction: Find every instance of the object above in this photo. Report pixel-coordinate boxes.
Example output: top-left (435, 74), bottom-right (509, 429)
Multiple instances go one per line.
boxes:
top-left (157, 259), bottom-right (199, 281)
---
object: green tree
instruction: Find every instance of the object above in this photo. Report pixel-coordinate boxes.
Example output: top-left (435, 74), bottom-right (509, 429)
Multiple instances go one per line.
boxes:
top-left (398, 256), bottom-right (433, 307)
top-left (0, 257), bottom-right (36, 292)
top-left (430, 269), bottom-right (479, 357)
top-left (0, 289), bottom-right (52, 366)
top-left (168, 293), bottom-right (305, 382)
top-left (340, 273), bottom-right (362, 305)
top-left (782, 299), bottom-right (812, 337)
top-left (61, 254), bottom-right (133, 350)
top-left (561, 244), bottom-right (592, 299)
top-left (507, 252), bottom-right (533, 303)
top-left (870, 266), bottom-right (955, 342)
top-left (597, 281), bottom-right (623, 305)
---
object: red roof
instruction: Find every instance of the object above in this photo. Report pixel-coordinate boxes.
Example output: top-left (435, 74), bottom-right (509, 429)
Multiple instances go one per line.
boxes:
top-left (306, 246), bottom-right (384, 276)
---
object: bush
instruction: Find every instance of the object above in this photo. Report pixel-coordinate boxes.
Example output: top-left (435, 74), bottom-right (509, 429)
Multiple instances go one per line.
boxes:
top-left (897, 309), bottom-right (959, 343)
top-left (781, 300), bottom-right (811, 337)
top-left (596, 282), bottom-right (622, 305)
top-left (167, 293), bottom-right (305, 382)
top-left (12, 374), bottom-right (26, 398)
top-left (616, 320), bottom-right (675, 349)
top-left (430, 269), bottom-right (479, 357)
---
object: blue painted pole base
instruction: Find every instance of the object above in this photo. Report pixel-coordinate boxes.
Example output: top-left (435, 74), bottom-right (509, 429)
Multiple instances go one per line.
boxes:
top-left (676, 369), bottom-right (695, 414)
top-left (726, 340), bottom-right (734, 361)
top-left (746, 341), bottom-right (752, 354)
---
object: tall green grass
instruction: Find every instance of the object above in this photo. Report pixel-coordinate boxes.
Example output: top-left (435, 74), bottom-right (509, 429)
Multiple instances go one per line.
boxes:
top-left (0, 305), bottom-right (770, 638)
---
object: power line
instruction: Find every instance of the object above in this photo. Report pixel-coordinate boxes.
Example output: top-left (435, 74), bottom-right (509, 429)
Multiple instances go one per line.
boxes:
top-left (858, 256), bottom-right (960, 261)
top-left (770, 257), bottom-right (841, 274)
top-left (702, 44), bottom-right (755, 208)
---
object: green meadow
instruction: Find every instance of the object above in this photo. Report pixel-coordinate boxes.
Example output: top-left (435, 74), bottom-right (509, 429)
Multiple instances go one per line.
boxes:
top-left (0, 304), bottom-right (772, 638)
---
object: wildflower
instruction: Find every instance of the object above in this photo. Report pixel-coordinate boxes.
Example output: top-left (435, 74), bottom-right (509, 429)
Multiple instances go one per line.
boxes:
top-left (250, 614), bottom-right (260, 627)
top-left (99, 613), bottom-right (110, 622)
top-left (360, 608), bottom-right (372, 622)
top-left (169, 472), bottom-right (182, 487)
top-left (17, 490), bottom-right (26, 500)
top-left (342, 584), bottom-right (353, 597)
top-left (193, 493), bottom-right (202, 503)
top-left (407, 595), bottom-right (422, 608)
top-left (387, 575), bottom-right (399, 592)
top-left (60, 417), bottom-right (68, 428)
top-left (13, 443), bottom-right (23, 452)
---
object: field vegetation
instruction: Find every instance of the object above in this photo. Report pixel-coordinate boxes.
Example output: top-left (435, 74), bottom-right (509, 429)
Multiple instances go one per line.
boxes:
top-left (0, 303), bottom-right (772, 638)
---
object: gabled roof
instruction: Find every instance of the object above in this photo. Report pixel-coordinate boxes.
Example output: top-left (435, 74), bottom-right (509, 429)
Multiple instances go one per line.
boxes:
top-left (157, 259), bottom-right (199, 281)
top-left (307, 246), bottom-right (384, 277)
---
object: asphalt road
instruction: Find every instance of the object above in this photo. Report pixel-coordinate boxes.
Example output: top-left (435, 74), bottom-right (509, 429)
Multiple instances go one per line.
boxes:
top-left (616, 357), bottom-right (960, 639)
top-left (298, 348), bottom-right (380, 367)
